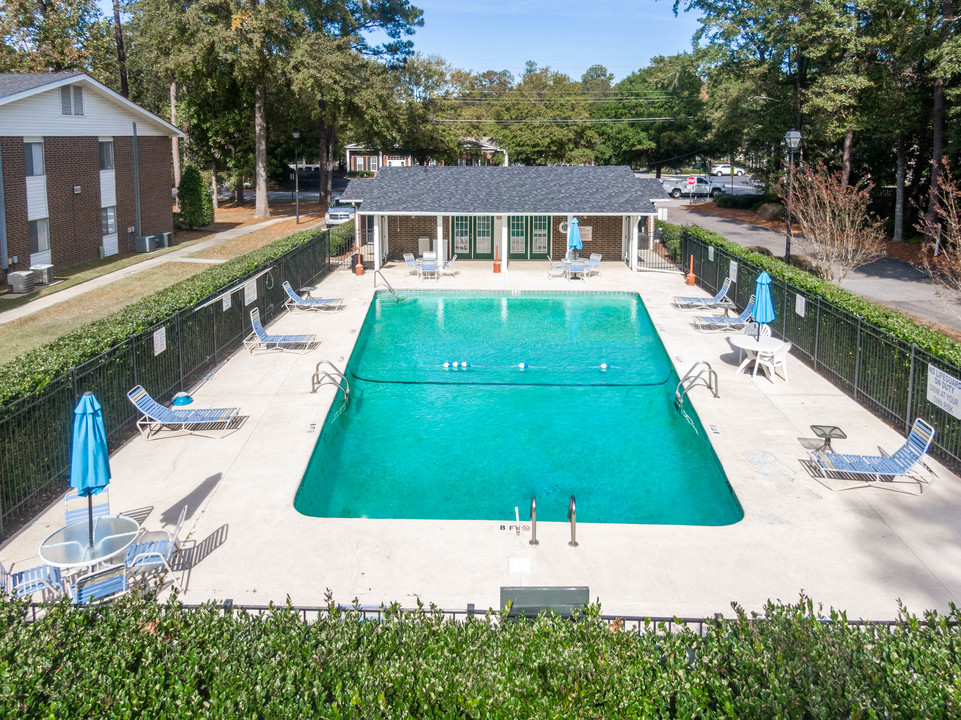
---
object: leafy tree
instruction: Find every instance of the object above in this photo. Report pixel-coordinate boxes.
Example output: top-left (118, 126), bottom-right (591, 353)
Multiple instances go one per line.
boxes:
top-left (178, 164), bottom-right (213, 229)
top-left (581, 64), bottom-right (613, 97)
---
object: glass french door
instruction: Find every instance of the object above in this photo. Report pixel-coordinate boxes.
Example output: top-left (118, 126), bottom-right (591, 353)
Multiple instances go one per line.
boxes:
top-left (507, 216), bottom-right (551, 259)
top-left (452, 216), bottom-right (494, 259)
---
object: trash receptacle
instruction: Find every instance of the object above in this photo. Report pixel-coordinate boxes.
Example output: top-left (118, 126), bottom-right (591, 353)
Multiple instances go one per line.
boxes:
top-left (135, 235), bottom-right (156, 253)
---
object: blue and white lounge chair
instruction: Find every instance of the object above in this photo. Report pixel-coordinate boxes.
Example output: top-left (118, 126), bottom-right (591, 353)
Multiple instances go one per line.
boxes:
top-left (585, 253), bottom-right (602, 277)
top-left (692, 295), bottom-right (755, 331)
top-left (244, 307), bottom-right (316, 352)
top-left (812, 419), bottom-right (935, 481)
top-left (403, 253), bottom-right (419, 275)
top-left (125, 505), bottom-right (187, 587)
top-left (65, 490), bottom-right (110, 525)
top-left (282, 281), bottom-right (343, 312)
top-left (127, 385), bottom-right (239, 439)
top-left (71, 565), bottom-right (127, 605)
top-left (441, 254), bottom-right (457, 276)
top-left (0, 560), bottom-right (62, 601)
top-left (673, 277), bottom-right (734, 309)
top-left (547, 258), bottom-right (566, 279)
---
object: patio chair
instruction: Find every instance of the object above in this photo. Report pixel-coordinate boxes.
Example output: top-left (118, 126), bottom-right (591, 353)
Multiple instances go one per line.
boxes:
top-left (420, 257), bottom-right (438, 280)
top-left (566, 259), bottom-right (588, 282)
top-left (585, 253), bottom-right (602, 277)
top-left (0, 560), bottom-right (62, 601)
top-left (441, 254), bottom-right (457, 276)
top-left (282, 281), bottom-right (343, 312)
top-left (127, 385), bottom-right (239, 440)
top-left (65, 489), bottom-right (110, 525)
top-left (125, 505), bottom-right (187, 587)
top-left (71, 565), bottom-right (127, 605)
top-left (754, 340), bottom-right (791, 382)
top-left (692, 295), bottom-right (755, 331)
top-left (812, 418), bottom-right (935, 482)
top-left (672, 278), bottom-right (733, 309)
top-left (547, 258), bottom-right (566, 279)
top-left (244, 307), bottom-right (316, 352)
top-left (403, 253), bottom-right (419, 275)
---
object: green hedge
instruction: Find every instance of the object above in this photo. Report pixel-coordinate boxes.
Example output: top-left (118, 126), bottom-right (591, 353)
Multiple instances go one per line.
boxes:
top-left (671, 222), bottom-right (961, 366)
top-left (0, 224), bottom-right (351, 409)
top-left (1, 595), bottom-right (958, 717)
top-left (714, 192), bottom-right (772, 210)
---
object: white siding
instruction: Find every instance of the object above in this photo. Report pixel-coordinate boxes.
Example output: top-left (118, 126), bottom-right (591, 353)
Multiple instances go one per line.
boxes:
top-left (102, 233), bottom-right (118, 256)
top-left (25, 175), bottom-right (48, 221)
top-left (0, 86), bottom-right (171, 137)
top-left (100, 169), bottom-right (116, 207)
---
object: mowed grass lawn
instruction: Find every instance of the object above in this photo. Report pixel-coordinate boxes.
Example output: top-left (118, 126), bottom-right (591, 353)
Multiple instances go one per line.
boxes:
top-left (0, 203), bottom-right (326, 366)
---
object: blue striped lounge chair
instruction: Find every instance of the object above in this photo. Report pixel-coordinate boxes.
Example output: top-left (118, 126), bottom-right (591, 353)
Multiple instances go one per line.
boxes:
top-left (403, 253), bottom-right (419, 275)
top-left (125, 505), bottom-right (187, 587)
top-left (282, 281), bottom-right (343, 312)
top-left (0, 560), bottom-right (62, 601)
top-left (71, 565), bottom-right (128, 606)
top-left (812, 419), bottom-right (935, 482)
top-left (673, 277), bottom-right (734, 309)
top-left (692, 295), bottom-right (755, 331)
top-left (127, 385), bottom-right (239, 440)
top-left (244, 307), bottom-right (316, 352)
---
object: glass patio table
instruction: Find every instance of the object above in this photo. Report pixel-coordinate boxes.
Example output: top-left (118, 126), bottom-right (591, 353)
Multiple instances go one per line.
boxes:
top-left (38, 515), bottom-right (140, 570)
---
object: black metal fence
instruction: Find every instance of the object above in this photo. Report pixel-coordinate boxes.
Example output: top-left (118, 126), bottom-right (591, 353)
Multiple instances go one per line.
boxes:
top-left (636, 228), bottom-right (683, 273)
top-left (682, 230), bottom-right (961, 467)
top-left (0, 230), bottom-right (334, 539)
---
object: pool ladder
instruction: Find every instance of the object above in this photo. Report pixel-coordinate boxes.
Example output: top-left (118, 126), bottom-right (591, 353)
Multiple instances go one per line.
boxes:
top-left (675, 361), bottom-right (718, 408)
top-left (374, 270), bottom-right (399, 301)
top-left (527, 494), bottom-right (578, 547)
top-left (311, 361), bottom-right (349, 405)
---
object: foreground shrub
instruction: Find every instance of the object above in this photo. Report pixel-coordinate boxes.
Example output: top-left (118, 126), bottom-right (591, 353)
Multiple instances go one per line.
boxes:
top-left (178, 165), bottom-right (214, 229)
top-left (0, 595), bottom-right (958, 717)
top-left (714, 192), bottom-right (771, 210)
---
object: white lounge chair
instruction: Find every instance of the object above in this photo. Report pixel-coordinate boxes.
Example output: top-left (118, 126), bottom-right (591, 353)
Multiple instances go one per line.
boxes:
top-left (812, 419), bottom-right (935, 482)
top-left (692, 295), bottom-right (755, 331)
top-left (127, 385), bottom-right (239, 439)
top-left (282, 281), bottom-right (343, 312)
top-left (244, 307), bottom-right (316, 351)
top-left (673, 278), bottom-right (734, 309)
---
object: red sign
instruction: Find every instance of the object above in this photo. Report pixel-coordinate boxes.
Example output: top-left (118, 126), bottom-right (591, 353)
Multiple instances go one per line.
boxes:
top-left (687, 176), bottom-right (697, 185)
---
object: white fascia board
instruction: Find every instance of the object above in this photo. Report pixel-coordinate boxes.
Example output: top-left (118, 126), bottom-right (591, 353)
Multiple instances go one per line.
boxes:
top-left (356, 210), bottom-right (656, 217)
top-left (0, 74), bottom-right (184, 138)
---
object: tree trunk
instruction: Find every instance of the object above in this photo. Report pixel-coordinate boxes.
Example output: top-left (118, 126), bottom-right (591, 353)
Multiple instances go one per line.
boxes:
top-left (840, 130), bottom-right (854, 186)
top-left (317, 100), bottom-right (332, 208)
top-left (254, 83), bottom-right (269, 218)
top-left (111, 0), bottom-right (128, 97)
top-left (210, 160), bottom-right (219, 210)
top-left (170, 81), bottom-right (181, 209)
top-left (894, 133), bottom-right (905, 242)
top-left (235, 175), bottom-right (244, 205)
top-left (326, 122), bottom-right (337, 205)
top-left (925, 0), bottom-right (953, 244)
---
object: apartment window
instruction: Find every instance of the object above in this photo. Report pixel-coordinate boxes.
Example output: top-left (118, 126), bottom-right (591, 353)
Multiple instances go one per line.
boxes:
top-left (24, 142), bottom-right (44, 176)
top-left (60, 86), bottom-right (84, 115)
top-left (101, 206), bottom-right (117, 236)
top-left (99, 141), bottom-right (114, 170)
top-left (28, 219), bottom-right (50, 254)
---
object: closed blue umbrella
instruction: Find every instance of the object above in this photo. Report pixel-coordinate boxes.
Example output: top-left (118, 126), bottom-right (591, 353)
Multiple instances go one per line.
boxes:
top-left (70, 391), bottom-right (111, 546)
top-left (753, 271), bottom-right (775, 339)
top-left (567, 217), bottom-right (583, 259)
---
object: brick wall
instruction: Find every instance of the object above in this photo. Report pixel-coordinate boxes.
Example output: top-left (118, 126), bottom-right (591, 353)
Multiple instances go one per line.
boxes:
top-left (115, 136), bottom-right (174, 256)
top-left (382, 216), bottom-right (451, 257)
top-left (550, 215), bottom-right (622, 261)
top-left (45, 137), bottom-right (102, 270)
top-left (1, 138), bottom-right (28, 282)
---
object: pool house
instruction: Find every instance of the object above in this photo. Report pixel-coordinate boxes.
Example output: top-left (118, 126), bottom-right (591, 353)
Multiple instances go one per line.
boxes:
top-left (341, 166), bottom-right (668, 271)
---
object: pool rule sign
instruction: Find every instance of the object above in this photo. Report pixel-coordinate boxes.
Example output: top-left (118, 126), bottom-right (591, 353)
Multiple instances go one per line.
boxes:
top-left (927, 365), bottom-right (961, 419)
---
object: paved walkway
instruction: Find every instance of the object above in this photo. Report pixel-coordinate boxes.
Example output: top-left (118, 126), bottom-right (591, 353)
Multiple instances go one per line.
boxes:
top-left (667, 201), bottom-right (961, 334)
top-left (0, 215), bottom-right (317, 326)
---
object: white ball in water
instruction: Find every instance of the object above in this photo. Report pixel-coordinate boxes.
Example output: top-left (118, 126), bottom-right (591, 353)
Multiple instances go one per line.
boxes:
top-left (600, 363), bottom-right (609, 371)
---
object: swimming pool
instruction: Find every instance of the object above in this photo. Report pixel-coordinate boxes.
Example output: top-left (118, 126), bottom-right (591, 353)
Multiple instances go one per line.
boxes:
top-left (295, 291), bottom-right (742, 525)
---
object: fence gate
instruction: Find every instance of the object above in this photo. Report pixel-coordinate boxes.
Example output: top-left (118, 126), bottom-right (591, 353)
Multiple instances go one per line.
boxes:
top-left (635, 227), bottom-right (682, 273)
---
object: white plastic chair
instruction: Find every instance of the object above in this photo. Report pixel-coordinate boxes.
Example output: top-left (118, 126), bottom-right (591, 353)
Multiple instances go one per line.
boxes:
top-left (755, 341), bottom-right (791, 383)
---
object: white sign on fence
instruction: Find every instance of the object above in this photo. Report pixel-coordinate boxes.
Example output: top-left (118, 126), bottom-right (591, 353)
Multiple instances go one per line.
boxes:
top-left (153, 327), bottom-right (167, 356)
top-left (795, 294), bottom-right (806, 317)
top-left (729, 260), bottom-right (737, 283)
top-left (708, 246), bottom-right (714, 261)
top-left (927, 365), bottom-right (961, 419)
top-left (244, 282), bottom-right (257, 306)
top-left (222, 294), bottom-right (232, 312)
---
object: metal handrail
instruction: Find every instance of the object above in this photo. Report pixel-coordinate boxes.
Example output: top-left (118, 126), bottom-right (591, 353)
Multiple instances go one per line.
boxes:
top-left (529, 497), bottom-right (538, 546)
top-left (374, 270), bottom-right (398, 301)
top-left (568, 495), bottom-right (578, 547)
top-left (311, 363), bottom-right (349, 406)
top-left (313, 372), bottom-right (349, 405)
top-left (675, 361), bottom-right (718, 408)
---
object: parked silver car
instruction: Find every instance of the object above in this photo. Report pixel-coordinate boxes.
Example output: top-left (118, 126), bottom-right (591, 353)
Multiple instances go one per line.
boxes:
top-left (325, 196), bottom-right (355, 226)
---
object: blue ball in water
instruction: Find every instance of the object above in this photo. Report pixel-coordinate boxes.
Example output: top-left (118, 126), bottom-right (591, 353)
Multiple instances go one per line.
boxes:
top-left (443, 362), bottom-right (450, 369)
top-left (600, 363), bottom-right (609, 371)
top-left (518, 362), bottom-right (527, 370)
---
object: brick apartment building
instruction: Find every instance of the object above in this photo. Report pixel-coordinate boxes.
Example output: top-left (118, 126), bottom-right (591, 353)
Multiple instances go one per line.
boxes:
top-left (0, 73), bottom-right (182, 285)
top-left (340, 166), bottom-right (668, 271)
top-left (344, 138), bottom-right (508, 174)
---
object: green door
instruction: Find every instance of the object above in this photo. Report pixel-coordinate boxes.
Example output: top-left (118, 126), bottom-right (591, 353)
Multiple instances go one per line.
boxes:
top-left (507, 216), bottom-right (550, 259)
top-left (453, 216), bottom-right (494, 259)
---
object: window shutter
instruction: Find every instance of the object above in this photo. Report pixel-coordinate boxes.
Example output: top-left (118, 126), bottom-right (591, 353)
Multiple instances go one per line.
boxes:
top-left (72, 86), bottom-right (83, 115)
top-left (61, 87), bottom-right (72, 115)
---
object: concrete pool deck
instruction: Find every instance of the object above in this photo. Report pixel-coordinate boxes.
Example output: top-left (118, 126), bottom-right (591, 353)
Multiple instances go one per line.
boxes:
top-left (5, 260), bottom-right (961, 619)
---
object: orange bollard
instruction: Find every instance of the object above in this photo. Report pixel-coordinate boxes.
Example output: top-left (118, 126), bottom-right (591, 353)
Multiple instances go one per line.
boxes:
top-left (685, 254), bottom-right (696, 285)
top-left (493, 245), bottom-right (501, 273)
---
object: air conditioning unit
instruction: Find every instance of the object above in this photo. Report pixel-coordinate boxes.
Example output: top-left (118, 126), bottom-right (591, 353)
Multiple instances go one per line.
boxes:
top-left (30, 264), bottom-right (54, 284)
top-left (156, 231), bottom-right (172, 248)
top-left (418, 237), bottom-right (432, 255)
top-left (8, 270), bottom-right (35, 294)
top-left (135, 235), bottom-right (156, 253)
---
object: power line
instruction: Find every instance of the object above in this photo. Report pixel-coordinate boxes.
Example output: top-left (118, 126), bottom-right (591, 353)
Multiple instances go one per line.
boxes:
top-left (431, 117), bottom-right (693, 124)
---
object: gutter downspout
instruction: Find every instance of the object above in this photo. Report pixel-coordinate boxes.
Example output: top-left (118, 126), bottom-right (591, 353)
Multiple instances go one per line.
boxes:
top-left (0, 145), bottom-right (7, 270)
top-left (132, 121), bottom-right (141, 237)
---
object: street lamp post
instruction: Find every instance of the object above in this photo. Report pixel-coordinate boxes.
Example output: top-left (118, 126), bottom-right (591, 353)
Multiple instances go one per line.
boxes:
top-left (783, 129), bottom-right (802, 264)
top-left (292, 130), bottom-right (300, 224)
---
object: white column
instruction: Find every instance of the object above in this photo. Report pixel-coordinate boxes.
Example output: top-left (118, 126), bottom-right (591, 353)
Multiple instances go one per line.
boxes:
top-left (436, 215), bottom-right (446, 266)
top-left (566, 214), bottom-right (573, 260)
top-left (501, 216), bottom-right (509, 270)
top-left (373, 214), bottom-right (382, 271)
top-left (630, 215), bottom-right (639, 271)
top-left (648, 214), bottom-right (655, 250)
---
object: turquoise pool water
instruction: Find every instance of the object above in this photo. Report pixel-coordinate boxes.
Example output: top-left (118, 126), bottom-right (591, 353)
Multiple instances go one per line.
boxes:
top-left (294, 292), bottom-right (742, 525)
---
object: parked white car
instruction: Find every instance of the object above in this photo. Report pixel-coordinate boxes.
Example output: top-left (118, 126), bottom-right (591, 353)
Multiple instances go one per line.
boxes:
top-left (660, 176), bottom-right (727, 198)
top-left (325, 196), bottom-right (355, 226)
top-left (712, 163), bottom-right (747, 176)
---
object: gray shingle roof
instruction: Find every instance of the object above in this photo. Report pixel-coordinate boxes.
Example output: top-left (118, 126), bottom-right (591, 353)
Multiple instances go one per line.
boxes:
top-left (340, 178), bottom-right (374, 202)
top-left (353, 166), bottom-right (667, 215)
top-left (0, 73), bottom-right (81, 100)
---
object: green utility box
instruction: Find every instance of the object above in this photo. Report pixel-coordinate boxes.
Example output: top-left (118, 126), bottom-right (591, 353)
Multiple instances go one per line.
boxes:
top-left (500, 586), bottom-right (589, 618)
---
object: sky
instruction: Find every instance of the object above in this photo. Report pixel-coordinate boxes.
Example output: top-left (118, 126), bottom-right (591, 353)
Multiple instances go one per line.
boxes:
top-left (403, 0), bottom-right (702, 82)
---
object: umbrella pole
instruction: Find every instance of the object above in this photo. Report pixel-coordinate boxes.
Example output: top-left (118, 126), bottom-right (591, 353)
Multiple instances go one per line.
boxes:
top-left (87, 495), bottom-right (94, 547)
